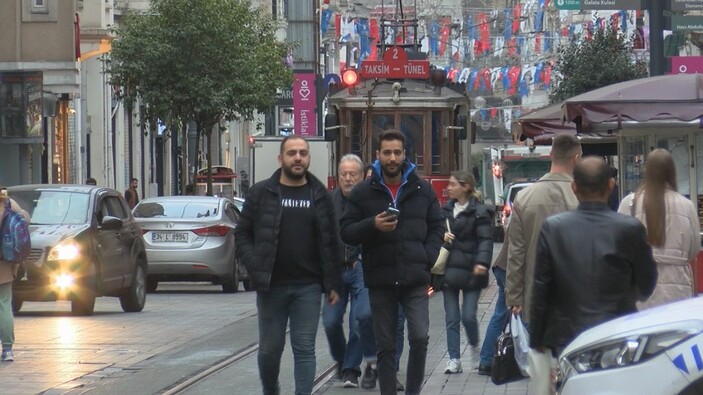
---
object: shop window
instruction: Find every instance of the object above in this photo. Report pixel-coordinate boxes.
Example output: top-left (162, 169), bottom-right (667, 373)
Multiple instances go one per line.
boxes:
top-left (431, 111), bottom-right (441, 174)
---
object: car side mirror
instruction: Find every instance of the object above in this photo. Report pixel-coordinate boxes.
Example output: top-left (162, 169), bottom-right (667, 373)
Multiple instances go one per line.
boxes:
top-left (101, 216), bottom-right (123, 230)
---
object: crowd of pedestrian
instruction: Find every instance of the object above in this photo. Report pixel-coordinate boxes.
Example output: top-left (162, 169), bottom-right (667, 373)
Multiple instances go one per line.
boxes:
top-left (232, 131), bottom-right (701, 395)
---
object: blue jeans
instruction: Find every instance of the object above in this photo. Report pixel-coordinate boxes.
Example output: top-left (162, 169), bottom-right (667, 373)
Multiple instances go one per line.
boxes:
top-left (369, 286), bottom-right (429, 395)
top-left (479, 267), bottom-right (507, 367)
top-left (322, 262), bottom-right (376, 374)
top-left (257, 283), bottom-right (322, 395)
top-left (0, 282), bottom-right (14, 351)
top-left (443, 286), bottom-right (481, 359)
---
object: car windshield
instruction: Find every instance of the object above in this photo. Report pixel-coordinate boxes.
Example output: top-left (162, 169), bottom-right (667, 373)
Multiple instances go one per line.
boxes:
top-left (133, 201), bottom-right (219, 218)
top-left (11, 190), bottom-right (90, 225)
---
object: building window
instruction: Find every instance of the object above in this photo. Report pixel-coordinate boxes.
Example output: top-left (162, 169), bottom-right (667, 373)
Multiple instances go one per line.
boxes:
top-left (31, 0), bottom-right (49, 13)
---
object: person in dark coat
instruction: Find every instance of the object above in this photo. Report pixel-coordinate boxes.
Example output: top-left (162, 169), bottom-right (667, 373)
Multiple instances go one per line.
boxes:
top-left (234, 136), bottom-right (342, 395)
top-left (530, 156), bottom-right (658, 392)
top-left (436, 171), bottom-right (493, 374)
top-left (341, 130), bottom-right (444, 395)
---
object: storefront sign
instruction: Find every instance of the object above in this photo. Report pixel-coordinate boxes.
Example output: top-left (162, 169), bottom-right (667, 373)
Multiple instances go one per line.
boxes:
top-left (672, 0), bottom-right (703, 11)
top-left (359, 47), bottom-right (430, 79)
top-left (293, 72), bottom-right (317, 137)
top-left (671, 16), bottom-right (703, 31)
top-left (670, 56), bottom-right (703, 74)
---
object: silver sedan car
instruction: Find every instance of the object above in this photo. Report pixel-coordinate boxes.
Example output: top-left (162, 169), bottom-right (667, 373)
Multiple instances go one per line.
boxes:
top-left (132, 196), bottom-right (242, 293)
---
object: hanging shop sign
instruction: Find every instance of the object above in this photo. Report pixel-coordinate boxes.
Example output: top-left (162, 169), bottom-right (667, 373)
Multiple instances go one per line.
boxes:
top-left (672, 0), bottom-right (703, 11)
top-left (293, 72), bottom-right (317, 137)
top-left (670, 56), bottom-right (703, 75)
top-left (671, 16), bottom-right (703, 31)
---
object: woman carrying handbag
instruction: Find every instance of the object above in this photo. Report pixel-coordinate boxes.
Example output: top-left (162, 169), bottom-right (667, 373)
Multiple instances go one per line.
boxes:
top-left (436, 171), bottom-right (494, 374)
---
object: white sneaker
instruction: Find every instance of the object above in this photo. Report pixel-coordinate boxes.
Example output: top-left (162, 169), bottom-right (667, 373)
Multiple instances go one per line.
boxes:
top-left (445, 358), bottom-right (463, 374)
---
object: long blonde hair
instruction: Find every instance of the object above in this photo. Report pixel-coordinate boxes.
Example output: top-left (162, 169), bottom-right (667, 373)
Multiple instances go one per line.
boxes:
top-left (640, 149), bottom-right (677, 247)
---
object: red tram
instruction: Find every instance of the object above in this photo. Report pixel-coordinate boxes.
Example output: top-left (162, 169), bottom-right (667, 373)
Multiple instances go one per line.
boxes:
top-left (325, 66), bottom-right (471, 205)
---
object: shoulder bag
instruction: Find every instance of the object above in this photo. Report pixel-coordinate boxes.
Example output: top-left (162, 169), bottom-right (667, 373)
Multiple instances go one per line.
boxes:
top-left (430, 219), bottom-right (452, 275)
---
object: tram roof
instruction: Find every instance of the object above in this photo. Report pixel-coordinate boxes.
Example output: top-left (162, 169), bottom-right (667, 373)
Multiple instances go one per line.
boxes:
top-left (328, 79), bottom-right (468, 109)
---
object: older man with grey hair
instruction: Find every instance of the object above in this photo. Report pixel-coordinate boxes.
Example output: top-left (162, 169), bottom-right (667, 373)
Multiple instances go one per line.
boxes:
top-left (323, 154), bottom-right (378, 389)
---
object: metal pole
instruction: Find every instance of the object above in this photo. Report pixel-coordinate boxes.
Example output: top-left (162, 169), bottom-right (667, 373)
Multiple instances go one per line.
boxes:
top-left (251, 145), bottom-right (256, 185)
top-left (648, 0), bottom-right (665, 76)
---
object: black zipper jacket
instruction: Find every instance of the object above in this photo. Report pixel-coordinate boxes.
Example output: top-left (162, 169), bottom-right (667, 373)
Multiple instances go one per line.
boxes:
top-left (234, 169), bottom-right (342, 293)
top-left (340, 162), bottom-right (444, 288)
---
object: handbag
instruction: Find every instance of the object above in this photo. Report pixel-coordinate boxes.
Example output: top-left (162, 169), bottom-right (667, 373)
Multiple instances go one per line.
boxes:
top-left (430, 219), bottom-right (452, 275)
top-left (491, 314), bottom-right (526, 385)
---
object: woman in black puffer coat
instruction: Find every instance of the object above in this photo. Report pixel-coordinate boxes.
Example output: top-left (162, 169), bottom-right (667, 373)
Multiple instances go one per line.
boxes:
top-left (436, 171), bottom-right (494, 374)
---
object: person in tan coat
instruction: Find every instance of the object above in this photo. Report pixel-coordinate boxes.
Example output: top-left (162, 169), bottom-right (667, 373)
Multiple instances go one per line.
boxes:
top-left (618, 148), bottom-right (701, 309)
top-left (0, 189), bottom-right (29, 362)
top-left (505, 134), bottom-right (581, 394)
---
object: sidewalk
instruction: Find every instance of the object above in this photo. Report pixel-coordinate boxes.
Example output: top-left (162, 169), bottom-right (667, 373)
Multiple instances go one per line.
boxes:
top-left (422, 275), bottom-right (531, 395)
top-left (320, 268), bottom-right (532, 395)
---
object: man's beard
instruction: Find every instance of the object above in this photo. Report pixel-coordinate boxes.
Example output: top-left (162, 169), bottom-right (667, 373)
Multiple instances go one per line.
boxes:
top-left (381, 163), bottom-right (401, 179)
top-left (282, 163), bottom-right (307, 180)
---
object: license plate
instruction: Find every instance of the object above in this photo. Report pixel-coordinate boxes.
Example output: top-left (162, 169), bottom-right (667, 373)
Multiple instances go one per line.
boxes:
top-left (151, 232), bottom-right (189, 243)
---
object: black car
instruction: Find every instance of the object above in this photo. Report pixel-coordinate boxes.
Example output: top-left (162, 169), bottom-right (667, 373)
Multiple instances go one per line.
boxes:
top-left (7, 184), bottom-right (148, 316)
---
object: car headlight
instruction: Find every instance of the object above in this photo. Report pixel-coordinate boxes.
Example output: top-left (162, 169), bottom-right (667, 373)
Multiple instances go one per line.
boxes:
top-left (560, 328), bottom-right (700, 378)
top-left (48, 240), bottom-right (81, 261)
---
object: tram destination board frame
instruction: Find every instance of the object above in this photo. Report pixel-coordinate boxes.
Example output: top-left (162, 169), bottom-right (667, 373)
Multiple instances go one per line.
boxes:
top-left (359, 47), bottom-right (430, 79)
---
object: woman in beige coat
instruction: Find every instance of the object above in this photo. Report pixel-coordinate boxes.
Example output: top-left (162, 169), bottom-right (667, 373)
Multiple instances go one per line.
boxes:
top-left (618, 149), bottom-right (701, 309)
top-left (0, 189), bottom-right (29, 362)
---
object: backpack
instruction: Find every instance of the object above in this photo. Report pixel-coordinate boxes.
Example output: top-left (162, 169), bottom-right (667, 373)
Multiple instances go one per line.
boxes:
top-left (1, 198), bottom-right (31, 263)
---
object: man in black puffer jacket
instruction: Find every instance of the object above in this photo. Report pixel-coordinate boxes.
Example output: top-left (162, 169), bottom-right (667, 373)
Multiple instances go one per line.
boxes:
top-left (234, 136), bottom-right (342, 395)
top-left (341, 130), bottom-right (444, 395)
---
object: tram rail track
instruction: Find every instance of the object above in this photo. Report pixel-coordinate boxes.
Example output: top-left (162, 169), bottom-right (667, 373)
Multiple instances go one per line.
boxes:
top-left (160, 340), bottom-right (338, 395)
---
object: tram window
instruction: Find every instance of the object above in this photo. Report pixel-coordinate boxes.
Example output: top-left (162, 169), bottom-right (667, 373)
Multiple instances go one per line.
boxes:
top-left (350, 111), bottom-right (363, 157)
top-left (371, 114), bottom-right (396, 158)
top-left (400, 114), bottom-right (424, 173)
top-left (431, 111), bottom-right (441, 174)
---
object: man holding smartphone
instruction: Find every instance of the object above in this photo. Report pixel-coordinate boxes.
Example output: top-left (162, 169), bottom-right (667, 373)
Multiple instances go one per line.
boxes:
top-left (341, 130), bottom-right (444, 395)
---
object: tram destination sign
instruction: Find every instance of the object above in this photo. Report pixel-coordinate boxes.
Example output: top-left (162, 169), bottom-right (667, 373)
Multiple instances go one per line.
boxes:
top-left (359, 47), bottom-right (430, 79)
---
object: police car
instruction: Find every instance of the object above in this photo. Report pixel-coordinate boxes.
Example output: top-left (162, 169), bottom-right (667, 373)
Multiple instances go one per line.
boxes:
top-left (558, 296), bottom-right (703, 395)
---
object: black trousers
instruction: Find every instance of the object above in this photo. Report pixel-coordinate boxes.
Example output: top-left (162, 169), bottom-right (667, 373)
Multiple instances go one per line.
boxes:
top-left (369, 285), bottom-right (429, 395)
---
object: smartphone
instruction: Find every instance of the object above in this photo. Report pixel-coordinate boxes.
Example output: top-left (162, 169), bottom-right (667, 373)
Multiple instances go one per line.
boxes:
top-left (385, 207), bottom-right (400, 217)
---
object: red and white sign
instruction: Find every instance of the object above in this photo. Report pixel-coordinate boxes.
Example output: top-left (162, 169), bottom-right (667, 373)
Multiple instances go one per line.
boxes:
top-left (359, 47), bottom-right (430, 79)
top-left (670, 56), bottom-right (703, 75)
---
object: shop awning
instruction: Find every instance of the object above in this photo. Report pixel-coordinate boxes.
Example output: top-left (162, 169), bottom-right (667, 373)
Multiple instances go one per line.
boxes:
top-left (517, 102), bottom-right (576, 143)
top-left (562, 73), bottom-right (703, 132)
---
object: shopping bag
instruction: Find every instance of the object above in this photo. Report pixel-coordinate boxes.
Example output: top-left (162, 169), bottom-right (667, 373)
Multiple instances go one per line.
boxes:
top-left (510, 314), bottom-right (530, 376)
top-left (430, 219), bottom-right (452, 275)
top-left (491, 316), bottom-right (525, 385)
